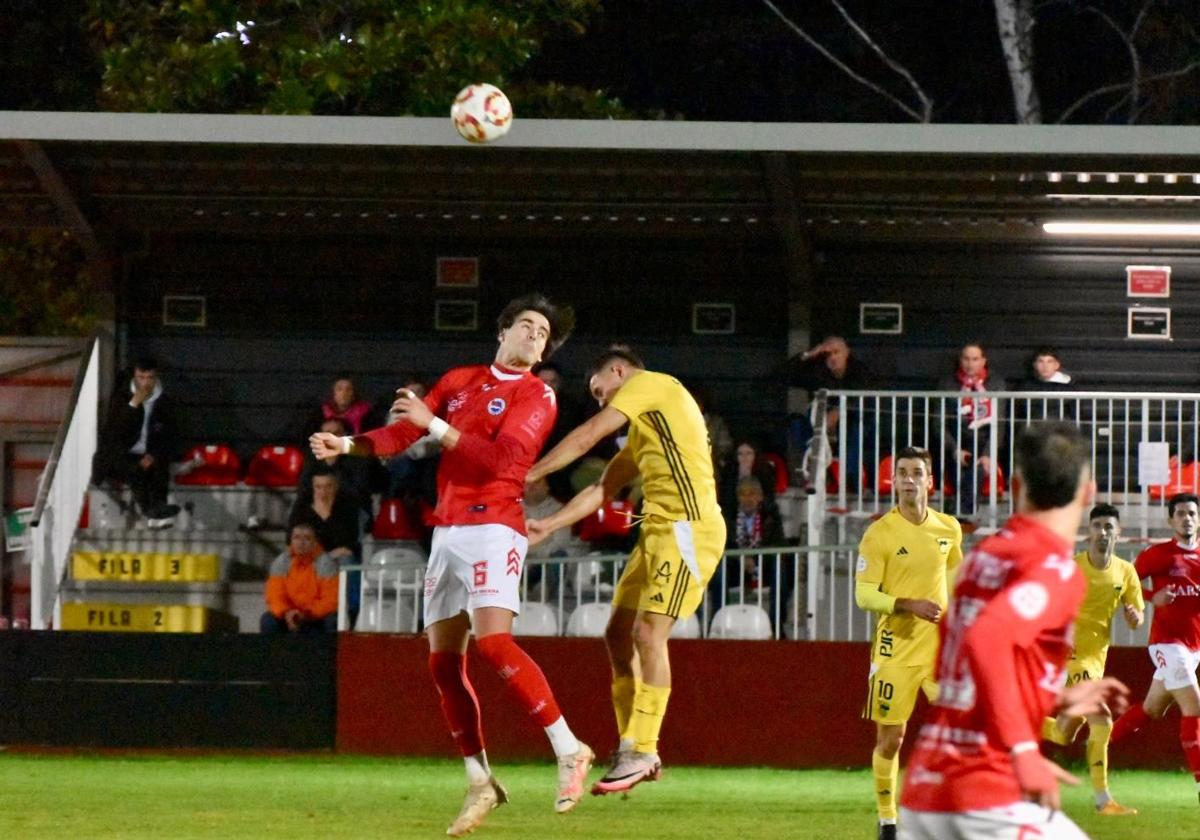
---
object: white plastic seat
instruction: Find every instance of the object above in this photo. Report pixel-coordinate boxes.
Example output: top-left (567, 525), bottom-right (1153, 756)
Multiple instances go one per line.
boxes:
top-left (708, 604), bottom-right (773, 640)
top-left (669, 613), bottom-right (701, 639)
top-left (512, 602), bottom-right (559, 637)
top-left (566, 602), bottom-right (612, 637)
top-left (355, 598), bottom-right (415, 633)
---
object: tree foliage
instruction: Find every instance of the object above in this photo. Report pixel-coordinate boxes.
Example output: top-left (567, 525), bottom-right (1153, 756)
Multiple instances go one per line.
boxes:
top-left (0, 231), bottom-right (102, 336)
top-left (84, 0), bottom-right (627, 117)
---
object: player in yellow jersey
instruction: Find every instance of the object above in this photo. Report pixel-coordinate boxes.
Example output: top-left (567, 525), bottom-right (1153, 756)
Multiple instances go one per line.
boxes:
top-left (1041, 503), bottom-right (1143, 816)
top-left (525, 345), bottom-right (725, 795)
top-left (854, 446), bottom-right (962, 840)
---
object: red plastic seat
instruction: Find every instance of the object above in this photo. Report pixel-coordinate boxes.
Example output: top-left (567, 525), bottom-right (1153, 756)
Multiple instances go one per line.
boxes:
top-left (373, 498), bottom-right (427, 540)
top-left (577, 500), bottom-right (635, 542)
top-left (980, 464), bottom-right (1007, 498)
top-left (244, 445), bottom-right (305, 487)
top-left (825, 459), bottom-right (866, 494)
top-left (877, 455), bottom-right (894, 494)
top-left (1149, 457), bottom-right (1199, 500)
top-left (174, 444), bottom-right (241, 486)
top-left (760, 452), bottom-right (790, 494)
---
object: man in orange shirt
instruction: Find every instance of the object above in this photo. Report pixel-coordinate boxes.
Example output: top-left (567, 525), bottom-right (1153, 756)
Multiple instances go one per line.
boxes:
top-left (261, 521), bottom-right (339, 633)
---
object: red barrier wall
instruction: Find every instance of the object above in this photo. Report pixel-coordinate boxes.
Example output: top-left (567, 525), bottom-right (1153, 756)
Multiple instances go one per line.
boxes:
top-left (337, 636), bottom-right (1188, 770)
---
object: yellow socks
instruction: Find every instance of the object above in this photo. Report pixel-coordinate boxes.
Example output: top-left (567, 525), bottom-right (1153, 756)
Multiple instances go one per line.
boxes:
top-left (1087, 720), bottom-right (1112, 795)
top-left (1042, 717), bottom-right (1070, 746)
top-left (872, 750), bottom-right (899, 820)
top-left (612, 675), bottom-right (638, 740)
top-left (628, 682), bottom-right (671, 754)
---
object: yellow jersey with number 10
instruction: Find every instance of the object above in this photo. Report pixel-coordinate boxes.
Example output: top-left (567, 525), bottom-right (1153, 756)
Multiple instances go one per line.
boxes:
top-left (857, 507), bottom-right (963, 669)
top-left (607, 370), bottom-right (720, 522)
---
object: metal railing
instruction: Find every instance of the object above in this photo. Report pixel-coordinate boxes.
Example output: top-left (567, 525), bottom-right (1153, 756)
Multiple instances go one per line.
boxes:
top-left (29, 337), bottom-right (100, 629)
top-left (808, 389), bottom-right (1200, 542)
top-left (336, 541), bottom-right (1151, 648)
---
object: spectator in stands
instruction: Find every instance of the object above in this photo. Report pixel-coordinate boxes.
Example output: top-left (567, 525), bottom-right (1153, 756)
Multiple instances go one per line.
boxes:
top-left (536, 362), bottom-right (586, 499)
top-left (381, 374), bottom-right (440, 545)
top-left (91, 357), bottom-right (181, 529)
top-left (260, 521), bottom-right (338, 633)
top-left (719, 438), bottom-right (778, 520)
top-left (523, 476), bottom-right (573, 599)
top-left (709, 476), bottom-right (787, 609)
top-left (1015, 346), bottom-right (1075, 391)
top-left (787, 335), bottom-right (879, 491)
top-left (288, 464), bottom-right (364, 561)
top-left (940, 342), bottom-right (1005, 516)
top-left (298, 417), bottom-right (374, 515)
top-left (306, 374), bottom-right (377, 438)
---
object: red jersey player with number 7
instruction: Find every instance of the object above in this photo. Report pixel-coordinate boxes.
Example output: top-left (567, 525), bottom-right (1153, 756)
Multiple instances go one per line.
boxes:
top-left (899, 423), bottom-right (1129, 839)
top-left (310, 294), bottom-right (593, 837)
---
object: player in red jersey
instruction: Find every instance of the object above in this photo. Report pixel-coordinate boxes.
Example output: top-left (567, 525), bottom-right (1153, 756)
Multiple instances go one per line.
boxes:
top-left (1109, 493), bottom-right (1200, 797)
top-left (899, 422), bottom-right (1129, 839)
top-left (310, 294), bottom-right (593, 836)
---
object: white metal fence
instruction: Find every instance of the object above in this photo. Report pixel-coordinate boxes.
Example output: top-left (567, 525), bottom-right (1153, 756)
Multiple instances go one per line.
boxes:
top-left (29, 339), bottom-right (99, 629)
top-left (809, 389), bottom-right (1200, 542)
top-left (337, 540), bottom-right (1151, 648)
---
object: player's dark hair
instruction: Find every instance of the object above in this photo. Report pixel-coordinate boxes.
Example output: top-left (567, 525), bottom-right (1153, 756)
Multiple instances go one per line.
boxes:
top-left (1089, 503), bottom-right (1120, 521)
top-left (497, 293), bottom-right (575, 358)
top-left (894, 446), bottom-right (933, 474)
top-left (133, 356), bottom-right (158, 372)
top-left (1014, 422), bottom-right (1090, 510)
top-left (589, 344), bottom-right (645, 377)
top-left (1168, 493), bottom-right (1200, 517)
top-left (1034, 346), bottom-right (1060, 362)
top-left (309, 462), bottom-right (339, 482)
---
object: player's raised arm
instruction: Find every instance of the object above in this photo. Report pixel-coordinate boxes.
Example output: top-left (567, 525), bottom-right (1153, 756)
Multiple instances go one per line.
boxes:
top-left (526, 406), bottom-right (627, 484)
top-left (527, 446), bottom-right (638, 547)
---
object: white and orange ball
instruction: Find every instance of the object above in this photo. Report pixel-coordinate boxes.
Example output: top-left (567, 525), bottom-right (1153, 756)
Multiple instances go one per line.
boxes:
top-left (450, 83), bottom-right (514, 143)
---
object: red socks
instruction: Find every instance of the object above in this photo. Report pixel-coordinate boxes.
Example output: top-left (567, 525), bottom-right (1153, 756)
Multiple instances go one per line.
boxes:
top-left (1110, 703), bottom-right (1150, 745)
top-left (1181, 716), bottom-right (1200, 782)
top-left (475, 633), bottom-right (562, 727)
top-left (428, 651), bottom-right (484, 756)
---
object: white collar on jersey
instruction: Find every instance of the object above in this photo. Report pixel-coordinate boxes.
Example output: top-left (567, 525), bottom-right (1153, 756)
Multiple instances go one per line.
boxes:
top-left (490, 364), bottom-right (525, 381)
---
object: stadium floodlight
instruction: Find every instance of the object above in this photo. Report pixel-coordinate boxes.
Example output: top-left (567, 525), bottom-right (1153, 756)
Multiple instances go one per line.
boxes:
top-left (1043, 221), bottom-right (1200, 237)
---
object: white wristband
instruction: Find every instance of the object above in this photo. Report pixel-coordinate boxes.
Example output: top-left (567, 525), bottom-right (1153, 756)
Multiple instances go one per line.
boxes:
top-left (340, 435), bottom-right (352, 455)
top-left (1010, 741), bottom-right (1038, 755)
top-left (428, 417), bottom-right (450, 441)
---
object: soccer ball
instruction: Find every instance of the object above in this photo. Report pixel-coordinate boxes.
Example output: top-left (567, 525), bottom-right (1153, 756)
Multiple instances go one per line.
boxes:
top-left (450, 83), bottom-right (513, 143)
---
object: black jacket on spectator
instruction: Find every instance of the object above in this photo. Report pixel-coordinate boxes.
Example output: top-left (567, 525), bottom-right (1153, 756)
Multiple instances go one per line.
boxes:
top-left (288, 496), bottom-right (363, 556)
top-left (92, 384), bottom-right (179, 478)
top-left (786, 355), bottom-right (877, 394)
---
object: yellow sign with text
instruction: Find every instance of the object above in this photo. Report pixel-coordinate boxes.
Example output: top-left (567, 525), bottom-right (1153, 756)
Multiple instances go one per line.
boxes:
top-left (60, 603), bottom-right (209, 632)
top-left (72, 552), bottom-right (220, 583)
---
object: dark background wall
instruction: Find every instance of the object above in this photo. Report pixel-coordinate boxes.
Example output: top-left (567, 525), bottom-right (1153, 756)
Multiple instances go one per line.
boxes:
top-left (813, 243), bottom-right (1200, 390)
top-left (119, 233), bottom-right (790, 456)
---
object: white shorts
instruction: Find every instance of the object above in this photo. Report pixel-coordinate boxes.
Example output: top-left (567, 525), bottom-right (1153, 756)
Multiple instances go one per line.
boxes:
top-left (1149, 642), bottom-right (1200, 691)
top-left (423, 524), bottom-right (527, 624)
top-left (899, 803), bottom-right (1087, 840)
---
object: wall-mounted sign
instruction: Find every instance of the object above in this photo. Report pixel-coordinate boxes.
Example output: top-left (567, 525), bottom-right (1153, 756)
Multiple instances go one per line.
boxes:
top-left (162, 295), bottom-right (206, 327)
top-left (1127, 265), bottom-right (1170, 298)
top-left (435, 300), bottom-right (478, 331)
top-left (1127, 306), bottom-right (1171, 340)
top-left (859, 302), bottom-right (903, 335)
top-left (692, 303), bottom-right (736, 335)
top-left (436, 257), bottom-right (479, 288)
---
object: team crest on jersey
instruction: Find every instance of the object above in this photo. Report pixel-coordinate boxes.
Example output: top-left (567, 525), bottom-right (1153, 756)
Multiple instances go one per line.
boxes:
top-left (937, 538), bottom-right (951, 554)
top-left (487, 397), bottom-right (507, 416)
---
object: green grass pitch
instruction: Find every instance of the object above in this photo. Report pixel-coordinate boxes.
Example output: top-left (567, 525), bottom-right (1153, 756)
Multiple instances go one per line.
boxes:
top-left (0, 752), bottom-right (1193, 839)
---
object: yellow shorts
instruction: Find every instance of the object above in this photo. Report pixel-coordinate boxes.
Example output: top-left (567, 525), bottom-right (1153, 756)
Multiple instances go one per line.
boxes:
top-left (863, 662), bottom-right (937, 725)
top-left (613, 515), bottom-right (725, 620)
top-left (1066, 654), bottom-right (1107, 686)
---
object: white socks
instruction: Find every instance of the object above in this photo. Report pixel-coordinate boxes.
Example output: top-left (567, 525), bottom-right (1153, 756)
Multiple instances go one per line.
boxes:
top-left (464, 751), bottom-right (491, 786)
top-left (545, 716), bottom-right (580, 757)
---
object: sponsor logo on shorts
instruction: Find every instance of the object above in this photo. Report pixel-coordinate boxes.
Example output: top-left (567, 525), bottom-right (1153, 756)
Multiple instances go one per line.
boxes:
top-left (650, 592), bottom-right (664, 604)
top-left (424, 575), bottom-right (438, 597)
top-left (487, 398), bottom-right (506, 415)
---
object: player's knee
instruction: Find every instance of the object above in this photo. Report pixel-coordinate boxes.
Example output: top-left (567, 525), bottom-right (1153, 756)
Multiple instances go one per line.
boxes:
top-left (474, 632), bottom-right (518, 671)
top-left (630, 616), bottom-right (669, 653)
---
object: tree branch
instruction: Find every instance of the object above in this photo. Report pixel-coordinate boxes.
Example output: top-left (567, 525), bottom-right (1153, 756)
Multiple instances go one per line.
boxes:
top-left (1057, 59), bottom-right (1200, 123)
top-left (828, 0), bottom-right (933, 122)
top-left (759, 0), bottom-right (927, 122)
